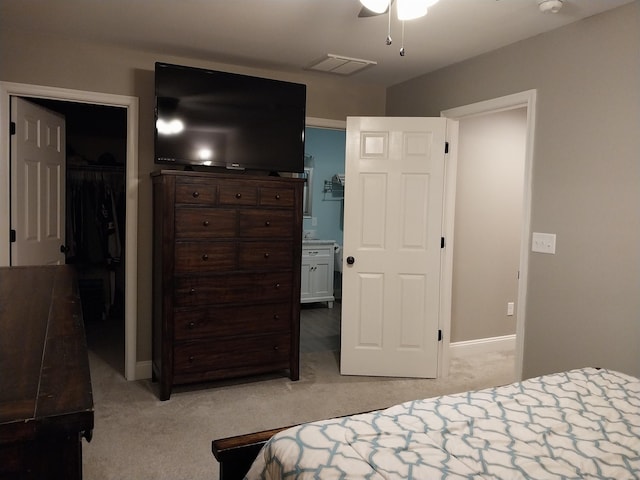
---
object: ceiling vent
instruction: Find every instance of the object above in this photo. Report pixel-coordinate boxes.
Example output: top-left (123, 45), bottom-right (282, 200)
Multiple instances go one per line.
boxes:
top-left (307, 54), bottom-right (377, 75)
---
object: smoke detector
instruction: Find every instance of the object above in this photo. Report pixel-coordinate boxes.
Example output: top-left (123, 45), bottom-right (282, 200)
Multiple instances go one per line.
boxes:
top-left (538, 0), bottom-right (563, 13)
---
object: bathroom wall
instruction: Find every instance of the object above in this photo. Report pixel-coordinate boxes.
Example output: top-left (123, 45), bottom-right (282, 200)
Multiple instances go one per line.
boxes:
top-left (303, 127), bottom-right (346, 245)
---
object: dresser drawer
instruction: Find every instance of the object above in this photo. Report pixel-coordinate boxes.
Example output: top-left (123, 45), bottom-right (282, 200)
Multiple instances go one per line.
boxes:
top-left (219, 185), bottom-right (258, 206)
top-left (175, 177), bottom-right (218, 205)
top-left (173, 334), bottom-right (291, 377)
top-left (175, 241), bottom-right (236, 273)
top-left (174, 272), bottom-right (293, 307)
top-left (302, 245), bottom-right (333, 259)
top-left (174, 303), bottom-right (291, 340)
top-left (239, 241), bottom-right (293, 270)
top-left (239, 210), bottom-right (294, 237)
top-left (175, 208), bottom-right (237, 239)
top-left (259, 187), bottom-right (295, 208)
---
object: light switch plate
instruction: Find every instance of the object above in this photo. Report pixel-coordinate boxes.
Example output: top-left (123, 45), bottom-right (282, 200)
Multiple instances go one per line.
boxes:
top-left (532, 232), bottom-right (556, 254)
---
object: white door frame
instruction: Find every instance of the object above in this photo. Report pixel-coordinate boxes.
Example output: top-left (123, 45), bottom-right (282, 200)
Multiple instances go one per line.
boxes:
top-left (0, 81), bottom-right (139, 381)
top-left (441, 89), bottom-right (537, 381)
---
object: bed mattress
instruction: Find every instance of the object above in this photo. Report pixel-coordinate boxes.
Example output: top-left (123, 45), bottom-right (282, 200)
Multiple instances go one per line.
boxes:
top-left (246, 367), bottom-right (640, 479)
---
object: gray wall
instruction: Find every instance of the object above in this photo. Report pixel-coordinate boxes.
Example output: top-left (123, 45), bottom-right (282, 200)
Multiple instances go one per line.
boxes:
top-left (452, 108), bottom-right (526, 343)
top-left (0, 27), bottom-right (386, 363)
top-left (387, 3), bottom-right (640, 379)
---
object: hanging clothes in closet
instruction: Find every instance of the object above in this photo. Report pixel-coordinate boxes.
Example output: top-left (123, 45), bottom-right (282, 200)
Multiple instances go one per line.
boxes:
top-left (67, 166), bottom-right (125, 319)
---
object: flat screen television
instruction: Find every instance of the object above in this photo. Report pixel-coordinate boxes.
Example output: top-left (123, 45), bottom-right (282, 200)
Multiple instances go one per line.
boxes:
top-left (154, 62), bottom-right (306, 173)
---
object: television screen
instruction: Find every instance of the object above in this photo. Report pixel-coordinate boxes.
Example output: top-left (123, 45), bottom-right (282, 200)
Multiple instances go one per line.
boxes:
top-left (154, 62), bottom-right (306, 173)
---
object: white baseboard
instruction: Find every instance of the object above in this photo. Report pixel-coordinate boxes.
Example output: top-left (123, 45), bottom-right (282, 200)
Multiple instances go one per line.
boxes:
top-left (134, 360), bottom-right (152, 380)
top-left (449, 334), bottom-right (516, 358)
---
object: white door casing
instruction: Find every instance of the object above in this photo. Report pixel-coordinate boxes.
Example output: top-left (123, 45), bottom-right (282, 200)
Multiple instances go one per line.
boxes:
top-left (441, 90), bottom-right (536, 381)
top-left (341, 116), bottom-right (453, 378)
top-left (10, 97), bottom-right (66, 266)
top-left (0, 81), bottom-right (139, 381)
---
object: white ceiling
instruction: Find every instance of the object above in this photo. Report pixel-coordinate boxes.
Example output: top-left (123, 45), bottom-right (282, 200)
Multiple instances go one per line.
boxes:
top-left (0, 0), bottom-right (632, 86)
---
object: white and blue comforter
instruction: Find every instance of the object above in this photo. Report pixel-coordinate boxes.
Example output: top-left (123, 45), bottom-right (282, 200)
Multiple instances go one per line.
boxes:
top-left (246, 368), bottom-right (640, 479)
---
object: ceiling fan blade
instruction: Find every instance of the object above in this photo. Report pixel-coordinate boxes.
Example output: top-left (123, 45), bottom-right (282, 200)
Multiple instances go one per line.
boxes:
top-left (358, 0), bottom-right (393, 18)
top-left (358, 6), bottom-right (387, 17)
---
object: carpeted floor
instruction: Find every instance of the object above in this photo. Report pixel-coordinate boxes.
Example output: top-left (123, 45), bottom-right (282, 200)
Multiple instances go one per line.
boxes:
top-left (82, 303), bottom-right (515, 480)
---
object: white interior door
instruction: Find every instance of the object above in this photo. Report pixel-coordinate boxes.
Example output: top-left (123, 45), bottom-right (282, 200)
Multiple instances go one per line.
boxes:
top-left (10, 97), bottom-right (66, 265)
top-left (340, 116), bottom-right (450, 378)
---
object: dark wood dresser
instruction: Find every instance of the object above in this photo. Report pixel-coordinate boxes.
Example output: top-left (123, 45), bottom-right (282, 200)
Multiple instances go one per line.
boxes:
top-left (152, 170), bottom-right (303, 400)
top-left (0, 266), bottom-right (94, 480)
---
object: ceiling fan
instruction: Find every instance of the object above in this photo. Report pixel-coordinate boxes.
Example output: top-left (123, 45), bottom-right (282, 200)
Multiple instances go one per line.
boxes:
top-left (357, 0), bottom-right (440, 20)
top-left (356, 0), bottom-right (440, 55)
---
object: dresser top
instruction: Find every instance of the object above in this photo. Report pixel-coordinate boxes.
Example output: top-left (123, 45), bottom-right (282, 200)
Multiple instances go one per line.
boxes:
top-left (0, 266), bottom-right (93, 439)
top-left (151, 169), bottom-right (304, 183)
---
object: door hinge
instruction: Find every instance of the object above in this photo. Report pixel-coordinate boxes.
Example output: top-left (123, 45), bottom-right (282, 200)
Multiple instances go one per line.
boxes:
top-left (10, 230), bottom-right (16, 243)
top-left (441, 237), bottom-right (445, 248)
top-left (438, 329), bottom-right (443, 342)
top-left (10, 122), bottom-right (16, 136)
top-left (445, 141), bottom-right (449, 154)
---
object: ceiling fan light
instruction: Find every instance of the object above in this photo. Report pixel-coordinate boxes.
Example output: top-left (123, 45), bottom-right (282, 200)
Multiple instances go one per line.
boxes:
top-left (397, 0), bottom-right (428, 20)
top-left (360, 0), bottom-right (389, 14)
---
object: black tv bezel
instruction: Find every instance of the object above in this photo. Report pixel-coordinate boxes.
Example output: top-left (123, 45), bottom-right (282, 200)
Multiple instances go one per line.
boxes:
top-left (153, 62), bottom-right (306, 174)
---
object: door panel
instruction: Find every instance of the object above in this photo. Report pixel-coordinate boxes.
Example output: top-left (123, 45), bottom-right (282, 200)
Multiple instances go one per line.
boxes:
top-left (341, 117), bottom-right (449, 378)
top-left (11, 97), bottom-right (66, 266)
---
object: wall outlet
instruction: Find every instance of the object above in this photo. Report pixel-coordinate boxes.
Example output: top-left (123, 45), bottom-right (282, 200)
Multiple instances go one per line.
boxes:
top-left (507, 302), bottom-right (515, 316)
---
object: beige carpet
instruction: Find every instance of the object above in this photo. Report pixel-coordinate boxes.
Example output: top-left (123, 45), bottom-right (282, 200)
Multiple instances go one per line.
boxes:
top-left (83, 347), bottom-right (515, 479)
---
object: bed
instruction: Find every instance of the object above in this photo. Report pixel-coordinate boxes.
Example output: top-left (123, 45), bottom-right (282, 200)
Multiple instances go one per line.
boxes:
top-left (212, 367), bottom-right (640, 479)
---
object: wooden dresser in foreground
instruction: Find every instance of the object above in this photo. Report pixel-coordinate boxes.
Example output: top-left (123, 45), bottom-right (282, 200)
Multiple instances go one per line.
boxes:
top-left (0, 266), bottom-right (94, 480)
top-left (152, 170), bottom-right (303, 400)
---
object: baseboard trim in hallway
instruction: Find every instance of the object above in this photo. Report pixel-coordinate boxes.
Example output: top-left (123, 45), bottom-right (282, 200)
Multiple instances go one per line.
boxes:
top-left (449, 334), bottom-right (516, 358)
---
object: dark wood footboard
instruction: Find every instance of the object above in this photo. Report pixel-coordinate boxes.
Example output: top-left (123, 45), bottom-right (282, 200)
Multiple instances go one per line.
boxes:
top-left (213, 410), bottom-right (376, 479)
top-left (212, 426), bottom-right (292, 480)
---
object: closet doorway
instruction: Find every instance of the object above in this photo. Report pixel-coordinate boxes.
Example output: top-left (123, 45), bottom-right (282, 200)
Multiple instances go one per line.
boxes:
top-left (33, 98), bottom-right (127, 376)
top-left (19, 98), bottom-right (128, 375)
top-left (0, 81), bottom-right (139, 381)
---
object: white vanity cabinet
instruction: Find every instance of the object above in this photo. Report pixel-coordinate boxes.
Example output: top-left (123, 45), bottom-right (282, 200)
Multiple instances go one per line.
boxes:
top-left (301, 240), bottom-right (335, 307)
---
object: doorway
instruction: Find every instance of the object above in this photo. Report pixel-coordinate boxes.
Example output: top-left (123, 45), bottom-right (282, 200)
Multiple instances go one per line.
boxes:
top-left (442, 90), bottom-right (537, 380)
top-left (34, 98), bottom-right (127, 375)
top-left (0, 81), bottom-right (139, 380)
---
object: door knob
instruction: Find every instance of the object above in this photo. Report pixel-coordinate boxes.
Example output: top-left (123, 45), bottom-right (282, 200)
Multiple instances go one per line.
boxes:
top-left (60, 245), bottom-right (70, 253)
top-left (346, 256), bottom-right (355, 265)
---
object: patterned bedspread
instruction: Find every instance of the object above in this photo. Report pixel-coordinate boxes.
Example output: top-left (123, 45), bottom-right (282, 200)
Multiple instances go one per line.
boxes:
top-left (245, 368), bottom-right (640, 479)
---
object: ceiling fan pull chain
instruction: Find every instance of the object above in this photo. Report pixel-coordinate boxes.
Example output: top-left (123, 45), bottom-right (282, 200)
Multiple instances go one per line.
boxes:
top-left (386, 0), bottom-right (392, 45)
top-left (400, 21), bottom-right (406, 56)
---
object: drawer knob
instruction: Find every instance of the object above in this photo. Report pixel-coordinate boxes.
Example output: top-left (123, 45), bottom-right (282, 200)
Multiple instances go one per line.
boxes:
top-left (274, 283), bottom-right (280, 289)
top-left (235, 192), bottom-right (242, 199)
top-left (273, 346), bottom-right (279, 351)
top-left (202, 220), bottom-right (210, 227)
top-left (188, 356), bottom-right (195, 363)
top-left (202, 254), bottom-right (209, 261)
top-left (264, 253), bottom-right (270, 259)
top-left (189, 288), bottom-right (196, 294)
top-left (192, 191), bottom-right (200, 198)
top-left (275, 194), bottom-right (281, 200)
top-left (273, 314), bottom-right (280, 320)
top-left (188, 322), bottom-right (195, 329)
top-left (264, 221), bottom-right (270, 227)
